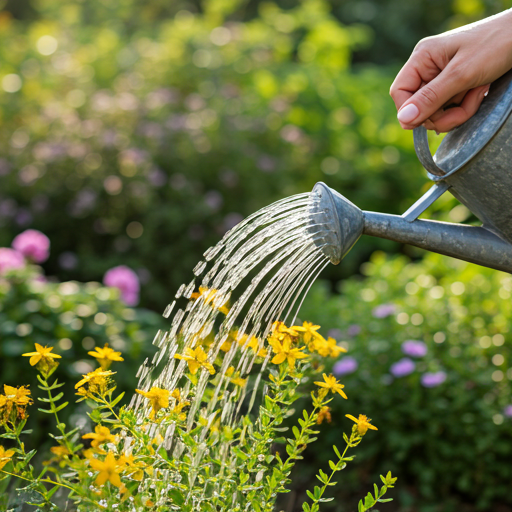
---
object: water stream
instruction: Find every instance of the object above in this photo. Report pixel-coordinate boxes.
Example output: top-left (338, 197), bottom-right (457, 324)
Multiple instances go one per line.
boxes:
top-left (128, 189), bottom-right (331, 491)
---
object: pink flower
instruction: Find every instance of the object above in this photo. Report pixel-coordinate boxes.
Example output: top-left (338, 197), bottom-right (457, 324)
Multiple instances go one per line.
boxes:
top-left (12, 229), bottom-right (50, 263)
top-left (401, 340), bottom-right (428, 358)
top-left (421, 371), bottom-right (447, 388)
top-left (372, 303), bottom-right (396, 318)
top-left (390, 358), bottom-right (415, 378)
top-left (103, 265), bottom-right (140, 306)
top-left (0, 248), bottom-right (25, 274)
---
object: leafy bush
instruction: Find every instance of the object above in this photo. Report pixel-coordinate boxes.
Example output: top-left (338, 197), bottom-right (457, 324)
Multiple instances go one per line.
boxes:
top-left (0, 264), bottom-right (167, 447)
top-left (0, 0), bottom-right (462, 310)
top-left (291, 252), bottom-right (512, 511)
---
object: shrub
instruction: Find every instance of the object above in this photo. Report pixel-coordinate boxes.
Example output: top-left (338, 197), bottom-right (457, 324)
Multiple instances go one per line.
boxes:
top-left (293, 252), bottom-right (512, 511)
top-left (0, 263), bottom-right (167, 448)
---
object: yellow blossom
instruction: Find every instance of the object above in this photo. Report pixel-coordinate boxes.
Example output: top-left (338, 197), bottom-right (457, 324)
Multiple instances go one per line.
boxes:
top-left (0, 445), bottom-right (15, 470)
top-left (293, 321), bottom-right (322, 344)
top-left (50, 445), bottom-right (71, 457)
top-left (268, 336), bottom-right (307, 369)
top-left (190, 287), bottom-right (230, 315)
top-left (236, 332), bottom-right (267, 357)
top-left (82, 425), bottom-right (118, 450)
top-left (174, 346), bottom-right (215, 375)
top-left (312, 336), bottom-right (347, 358)
top-left (88, 451), bottom-right (123, 487)
top-left (88, 343), bottom-right (124, 370)
top-left (169, 389), bottom-right (190, 420)
top-left (225, 367), bottom-right (247, 387)
top-left (346, 414), bottom-right (378, 436)
top-left (135, 387), bottom-right (170, 419)
top-left (1, 385), bottom-right (33, 422)
top-left (75, 368), bottom-right (116, 398)
top-left (118, 453), bottom-right (146, 481)
top-left (22, 343), bottom-right (62, 369)
top-left (317, 406), bottom-right (332, 425)
top-left (314, 373), bottom-right (348, 399)
top-left (271, 321), bottom-right (299, 340)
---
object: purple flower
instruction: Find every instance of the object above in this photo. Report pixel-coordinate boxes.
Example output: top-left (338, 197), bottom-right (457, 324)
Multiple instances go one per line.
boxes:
top-left (12, 229), bottom-right (50, 263)
top-left (0, 248), bottom-right (25, 274)
top-left (504, 405), bottom-right (512, 418)
top-left (401, 340), bottom-right (428, 358)
top-left (333, 357), bottom-right (358, 376)
top-left (347, 324), bottom-right (361, 337)
top-left (372, 303), bottom-right (396, 318)
top-left (421, 371), bottom-right (447, 388)
top-left (390, 358), bottom-right (415, 378)
top-left (103, 265), bottom-right (140, 306)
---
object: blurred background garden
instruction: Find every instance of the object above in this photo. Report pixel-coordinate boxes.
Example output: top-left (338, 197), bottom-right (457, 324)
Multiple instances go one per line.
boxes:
top-left (2, 0), bottom-right (512, 510)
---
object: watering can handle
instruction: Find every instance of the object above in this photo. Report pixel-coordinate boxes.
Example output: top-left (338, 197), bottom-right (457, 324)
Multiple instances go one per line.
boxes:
top-left (413, 126), bottom-right (446, 177)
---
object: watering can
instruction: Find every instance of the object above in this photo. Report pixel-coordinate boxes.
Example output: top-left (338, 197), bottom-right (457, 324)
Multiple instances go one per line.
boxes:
top-left (312, 69), bottom-right (512, 273)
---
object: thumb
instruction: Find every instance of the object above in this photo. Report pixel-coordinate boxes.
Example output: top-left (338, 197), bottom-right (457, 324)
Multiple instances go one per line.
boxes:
top-left (397, 64), bottom-right (470, 129)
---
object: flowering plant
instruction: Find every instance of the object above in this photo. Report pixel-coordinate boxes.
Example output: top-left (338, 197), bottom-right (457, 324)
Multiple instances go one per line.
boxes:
top-left (0, 314), bottom-right (395, 511)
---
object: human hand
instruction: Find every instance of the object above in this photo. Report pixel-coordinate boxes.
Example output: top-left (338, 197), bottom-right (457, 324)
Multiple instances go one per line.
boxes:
top-left (390, 9), bottom-right (512, 132)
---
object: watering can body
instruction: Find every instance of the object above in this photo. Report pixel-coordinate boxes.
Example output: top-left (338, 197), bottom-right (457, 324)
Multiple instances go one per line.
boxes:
top-left (312, 70), bottom-right (512, 273)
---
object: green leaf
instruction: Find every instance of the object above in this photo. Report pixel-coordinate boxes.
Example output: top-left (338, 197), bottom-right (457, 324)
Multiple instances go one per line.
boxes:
top-left (53, 401), bottom-right (69, 413)
top-left (378, 498), bottom-right (393, 503)
top-left (110, 391), bottom-right (125, 408)
top-left (329, 459), bottom-right (337, 471)
top-left (302, 502), bottom-right (311, 512)
top-left (306, 490), bottom-right (316, 501)
top-left (333, 445), bottom-right (341, 458)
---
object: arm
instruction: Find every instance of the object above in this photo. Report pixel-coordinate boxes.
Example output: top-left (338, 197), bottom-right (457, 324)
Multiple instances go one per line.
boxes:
top-left (390, 9), bottom-right (512, 132)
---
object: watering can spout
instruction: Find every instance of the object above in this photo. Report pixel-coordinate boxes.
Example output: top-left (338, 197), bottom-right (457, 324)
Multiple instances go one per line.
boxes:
top-left (311, 182), bottom-right (512, 274)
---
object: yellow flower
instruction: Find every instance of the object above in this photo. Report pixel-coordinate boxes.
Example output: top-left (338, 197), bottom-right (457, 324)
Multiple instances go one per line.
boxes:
top-left (314, 373), bottom-right (348, 399)
top-left (88, 343), bottom-right (124, 370)
top-left (312, 336), bottom-right (347, 358)
top-left (82, 425), bottom-right (118, 450)
top-left (190, 287), bottom-right (230, 315)
top-left (1, 385), bottom-right (33, 421)
top-left (22, 343), bottom-right (62, 366)
top-left (118, 453), bottom-right (146, 481)
top-left (268, 336), bottom-right (308, 369)
top-left (226, 367), bottom-right (247, 387)
top-left (174, 346), bottom-right (215, 375)
top-left (293, 321), bottom-right (322, 344)
top-left (271, 321), bottom-right (299, 340)
top-left (135, 387), bottom-right (170, 419)
top-left (75, 368), bottom-right (116, 398)
top-left (50, 445), bottom-right (71, 457)
top-left (317, 406), bottom-right (332, 425)
top-left (3, 385), bottom-right (32, 407)
top-left (88, 451), bottom-right (123, 487)
top-left (22, 343), bottom-right (61, 372)
top-left (169, 389), bottom-right (190, 420)
top-left (236, 332), bottom-right (267, 357)
top-left (0, 445), bottom-right (15, 470)
top-left (44, 445), bottom-right (72, 467)
top-left (345, 414), bottom-right (378, 436)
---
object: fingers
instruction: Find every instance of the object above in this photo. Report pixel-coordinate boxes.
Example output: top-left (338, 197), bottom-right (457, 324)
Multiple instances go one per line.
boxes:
top-left (425, 84), bottom-right (490, 133)
top-left (396, 59), bottom-right (478, 129)
top-left (389, 44), bottom-right (446, 111)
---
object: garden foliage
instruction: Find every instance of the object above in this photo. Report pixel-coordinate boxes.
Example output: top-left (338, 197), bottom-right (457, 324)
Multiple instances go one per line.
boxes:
top-left (0, 263), bottom-right (166, 448)
top-left (0, 312), bottom-right (392, 511)
top-left (295, 252), bottom-right (512, 510)
top-left (1, 0), bottom-right (502, 309)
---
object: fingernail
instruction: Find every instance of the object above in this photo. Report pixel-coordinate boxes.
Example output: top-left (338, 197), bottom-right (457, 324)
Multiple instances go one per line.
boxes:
top-left (484, 87), bottom-right (490, 97)
top-left (397, 103), bottom-right (420, 124)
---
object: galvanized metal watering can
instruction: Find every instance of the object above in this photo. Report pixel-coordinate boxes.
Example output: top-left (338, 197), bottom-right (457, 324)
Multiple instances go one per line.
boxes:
top-left (312, 69), bottom-right (512, 273)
